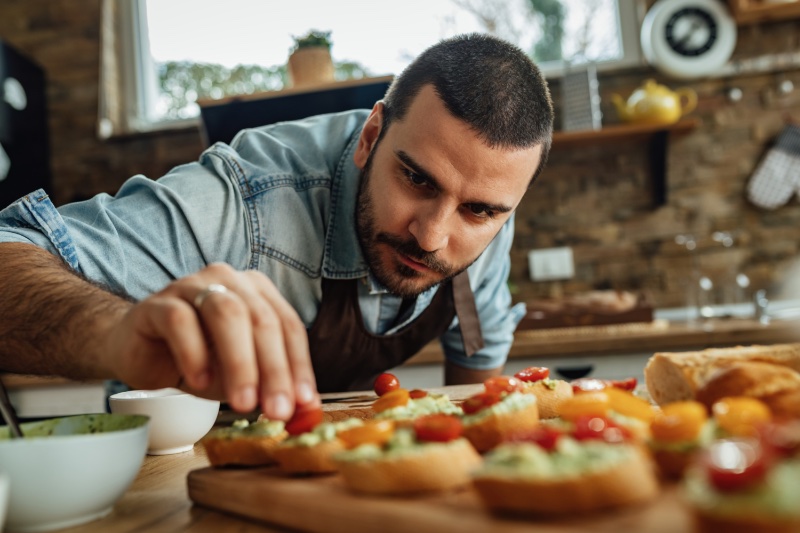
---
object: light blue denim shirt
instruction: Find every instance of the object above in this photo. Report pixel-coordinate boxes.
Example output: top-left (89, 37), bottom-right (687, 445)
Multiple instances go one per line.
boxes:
top-left (0, 110), bottom-right (525, 370)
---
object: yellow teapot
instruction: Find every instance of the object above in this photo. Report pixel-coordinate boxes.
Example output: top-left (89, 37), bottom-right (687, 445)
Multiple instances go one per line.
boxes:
top-left (612, 79), bottom-right (697, 125)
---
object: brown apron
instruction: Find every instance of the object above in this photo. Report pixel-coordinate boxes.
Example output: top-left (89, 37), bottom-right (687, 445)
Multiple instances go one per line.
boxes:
top-left (307, 271), bottom-right (484, 392)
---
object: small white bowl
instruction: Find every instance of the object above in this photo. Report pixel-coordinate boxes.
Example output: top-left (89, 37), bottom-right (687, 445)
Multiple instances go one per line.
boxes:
top-left (109, 388), bottom-right (220, 455)
top-left (0, 413), bottom-right (149, 532)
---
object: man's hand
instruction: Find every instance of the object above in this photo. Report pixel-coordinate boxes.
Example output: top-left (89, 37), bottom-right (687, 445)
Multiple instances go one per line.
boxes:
top-left (104, 263), bottom-right (320, 419)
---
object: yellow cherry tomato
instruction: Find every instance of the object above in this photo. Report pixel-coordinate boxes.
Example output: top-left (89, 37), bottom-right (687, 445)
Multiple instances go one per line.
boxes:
top-left (337, 420), bottom-right (396, 449)
top-left (650, 401), bottom-right (708, 443)
top-left (604, 387), bottom-right (656, 422)
top-left (372, 388), bottom-right (411, 413)
top-left (557, 391), bottom-right (610, 422)
top-left (712, 396), bottom-right (772, 437)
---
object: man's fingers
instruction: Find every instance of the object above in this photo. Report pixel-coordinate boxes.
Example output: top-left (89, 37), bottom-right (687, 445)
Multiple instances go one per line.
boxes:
top-left (158, 263), bottom-right (318, 418)
top-left (135, 296), bottom-right (211, 390)
top-left (192, 288), bottom-right (261, 412)
top-left (246, 271), bottom-right (319, 411)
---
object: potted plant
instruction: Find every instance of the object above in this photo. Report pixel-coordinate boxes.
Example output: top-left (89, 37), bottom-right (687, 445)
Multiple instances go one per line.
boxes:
top-left (287, 30), bottom-right (335, 88)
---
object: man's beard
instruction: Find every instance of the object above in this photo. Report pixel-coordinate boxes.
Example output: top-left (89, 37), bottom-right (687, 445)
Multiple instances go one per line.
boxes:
top-left (355, 146), bottom-right (471, 298)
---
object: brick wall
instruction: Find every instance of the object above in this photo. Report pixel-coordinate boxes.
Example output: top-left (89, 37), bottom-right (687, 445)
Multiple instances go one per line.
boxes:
top-left (1, 0), bottom-right (799, 308)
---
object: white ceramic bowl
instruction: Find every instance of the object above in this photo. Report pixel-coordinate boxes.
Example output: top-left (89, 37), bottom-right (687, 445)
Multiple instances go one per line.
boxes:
top-left (0, 413), bottom-right (149, 532)
top-left (109, 388), bottom-right (219, 455)
top-left (0, 472), bottom-right (9, 531)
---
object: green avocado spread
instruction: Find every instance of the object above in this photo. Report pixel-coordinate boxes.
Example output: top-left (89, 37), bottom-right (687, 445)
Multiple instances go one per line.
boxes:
top-left (461, 392), bottom-right (536, 426)
top-left (475, 437), bottom-right (635, 480)
top-left (283, 418), bottom-right (364, 447)
top-left (374, 392), bottom-right (463, 420)
top-left (683, 458), bottom-right (800, 519)
top-left (208, 418), bottom-right (285, 439)
top-left (334, 427), bottom-right (464, 462)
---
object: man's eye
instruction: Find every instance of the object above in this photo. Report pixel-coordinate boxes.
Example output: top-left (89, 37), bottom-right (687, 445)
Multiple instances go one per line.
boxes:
top-left (403, 168), bottom-right (427, 186)
top-left (468, 205), bottom-right (496, 219)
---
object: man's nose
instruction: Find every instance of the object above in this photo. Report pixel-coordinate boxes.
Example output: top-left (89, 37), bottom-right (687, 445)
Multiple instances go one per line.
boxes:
top-left (408, 205), bottom-right (451, 253)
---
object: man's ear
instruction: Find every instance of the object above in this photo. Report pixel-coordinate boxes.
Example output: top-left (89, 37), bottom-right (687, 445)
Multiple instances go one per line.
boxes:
top-left (353, 101), bottom-right (384, 169)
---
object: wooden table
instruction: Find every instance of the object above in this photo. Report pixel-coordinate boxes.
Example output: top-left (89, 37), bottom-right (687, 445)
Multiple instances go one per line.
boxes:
top-left (64, 446), bottom-right (285, 533)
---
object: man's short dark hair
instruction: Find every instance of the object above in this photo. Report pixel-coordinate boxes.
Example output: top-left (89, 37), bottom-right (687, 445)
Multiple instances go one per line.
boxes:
top-left (381, 33), bottom-right (554, 185)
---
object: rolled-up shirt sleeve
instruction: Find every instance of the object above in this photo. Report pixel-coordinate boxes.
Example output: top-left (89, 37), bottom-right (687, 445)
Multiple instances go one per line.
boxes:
top-left (0, 151), bottom-right (251, 300)
top-left (439, 214), bottom-right (525, 370)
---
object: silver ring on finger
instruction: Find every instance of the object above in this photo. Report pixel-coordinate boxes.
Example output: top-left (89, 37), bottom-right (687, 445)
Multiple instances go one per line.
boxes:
top-left (193, 283), bottom-right (229, 311)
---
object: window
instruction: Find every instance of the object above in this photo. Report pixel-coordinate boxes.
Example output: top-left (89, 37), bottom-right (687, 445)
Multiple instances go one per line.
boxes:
top-left (101, 0), bottom-right (642, 136)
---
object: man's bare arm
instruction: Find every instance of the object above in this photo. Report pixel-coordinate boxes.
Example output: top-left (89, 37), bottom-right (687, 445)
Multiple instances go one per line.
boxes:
top-left (444, 359), bottom-right (502, 385)
top-left (0, 242), bottom-right (320, 419)
top-left (0, 242), bottom-right (130, 380)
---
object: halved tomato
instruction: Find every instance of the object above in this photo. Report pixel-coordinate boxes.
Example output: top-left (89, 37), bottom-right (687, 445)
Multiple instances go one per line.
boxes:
top-left (712, 397), bottom-right (772, 437)
top-left (372, 388), bottom-right (411, 413)
top-left (284, 406), bottom-right (324, 436)
top-left (506, 426), bottom-right (564, 451)
top-left (604, 387), bottom-right (655, 422)
top-left (484, 376), bottom-right (523, 394)
top-left (374, 373), bottom-right (400, 397)
top-left (703, 438), bottom-right (772, 493)
top-left (572, 415), bottom-right (632, 444)
top-left (557, 391), bottom-right (610, 422)
top-left (514, 366), bottom-right (550, 383)
top-left (409, 389), bottom-right (429, 399)
top-left (413, 414), bottom-right (463, 443)
top-left (571, 377), bottom-right (638, 394)
top-left (651, 401), bottom-right (708, 443)
top-left (337, 420), bottom-right (396, 449)
top-left (462, 391), bottom-right (502, 415)
top-left (759, 420), bottom-right (800, 457)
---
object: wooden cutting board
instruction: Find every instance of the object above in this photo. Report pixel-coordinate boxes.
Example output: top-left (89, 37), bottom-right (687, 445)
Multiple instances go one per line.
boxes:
top-left (189, 384), bottom-right (691, 532)
top-left (187, 466), bottom-right (692, 533)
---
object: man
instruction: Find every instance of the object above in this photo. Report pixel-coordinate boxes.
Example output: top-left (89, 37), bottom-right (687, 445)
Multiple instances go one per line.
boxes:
top-left (0, 34), bottom-right (553, 421)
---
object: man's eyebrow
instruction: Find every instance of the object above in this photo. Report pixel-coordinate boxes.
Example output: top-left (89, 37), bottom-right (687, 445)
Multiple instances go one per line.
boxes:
top-left (395, 150), bottom-right (514, 214)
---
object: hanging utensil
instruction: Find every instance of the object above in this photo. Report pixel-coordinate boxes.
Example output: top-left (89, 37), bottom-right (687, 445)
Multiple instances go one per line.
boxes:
top-left (0, 377), bottom-right (23, 438)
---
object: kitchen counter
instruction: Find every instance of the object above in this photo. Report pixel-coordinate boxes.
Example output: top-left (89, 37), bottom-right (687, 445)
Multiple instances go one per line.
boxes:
top-left (61, 445), bottom-right (286, 533)
top-left (407, 317), bottom-right (800, 364)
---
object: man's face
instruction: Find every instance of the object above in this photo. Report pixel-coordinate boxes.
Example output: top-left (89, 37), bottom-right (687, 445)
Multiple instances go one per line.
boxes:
top-left (354, 85), bottom-right (542, 298)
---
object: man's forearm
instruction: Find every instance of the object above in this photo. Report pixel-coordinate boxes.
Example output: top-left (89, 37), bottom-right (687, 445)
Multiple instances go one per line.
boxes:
top-left (0, 242), bottom-right (132, 379)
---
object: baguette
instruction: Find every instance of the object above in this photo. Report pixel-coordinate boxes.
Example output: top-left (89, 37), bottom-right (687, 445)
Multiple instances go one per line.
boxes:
top-left (334, 437), bottom-right (482, 495)
top-left (462, 394), bottom-right (539, 453)
top-left (644, 343), bottom-right (800, 406)
top-left (521, 379), bottom-right (573, 419)
top-left (473, 441), bottom-right (659, 515)
top-left (272, 418), bottom-right (364, 474)
top-left (272, 438), bottom-right (345, 474)
top-left (202, 419), bottom-right (287, 467)
top-left (696, 362), bottom-right (800, 417)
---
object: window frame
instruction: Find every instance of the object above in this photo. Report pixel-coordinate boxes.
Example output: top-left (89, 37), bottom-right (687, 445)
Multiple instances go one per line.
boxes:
top-left (103, 0), bottom-right (645, 137)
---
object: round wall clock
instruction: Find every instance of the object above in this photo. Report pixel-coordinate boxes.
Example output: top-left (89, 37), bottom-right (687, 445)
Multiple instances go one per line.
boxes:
top-left (641, 0), bottom-right (737, 79)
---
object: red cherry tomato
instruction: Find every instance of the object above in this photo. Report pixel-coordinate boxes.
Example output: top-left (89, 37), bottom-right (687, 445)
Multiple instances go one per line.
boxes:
top-left (610, 377), bottom-right (638, 391)
top-left (571, 377), bottom-right (638, 394)
top-left (506, 426), bottom-right (564, 451)
top-left (284, 406), bottom-right (324, 436)
top-left (484, 376), bottom-right (524, 394)
top-left (572, 415), bottom-right (632, 444)
top-left (462, 391), bottom-right (502, 415)
top-left (514, 366), bottom-right (550, 383)
top-left (413, 414), bottom-right (463, 443)
top-left (758, 420), bottom-right (800, 458)
top-left (703, 438), bottom-right (773, 493)
top-left (374, 373), bottom-right (400, 397)
top-left (409, 389), bottom-right (428, 399)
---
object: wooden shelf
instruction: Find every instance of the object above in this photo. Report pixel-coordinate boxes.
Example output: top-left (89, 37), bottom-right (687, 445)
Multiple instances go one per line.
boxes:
top-left (728, 0), bottom-right (800, 24)
top-left (551, 118), bottom-right (699, 207)
top-left (551, 118), bottom-right (699, 149)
